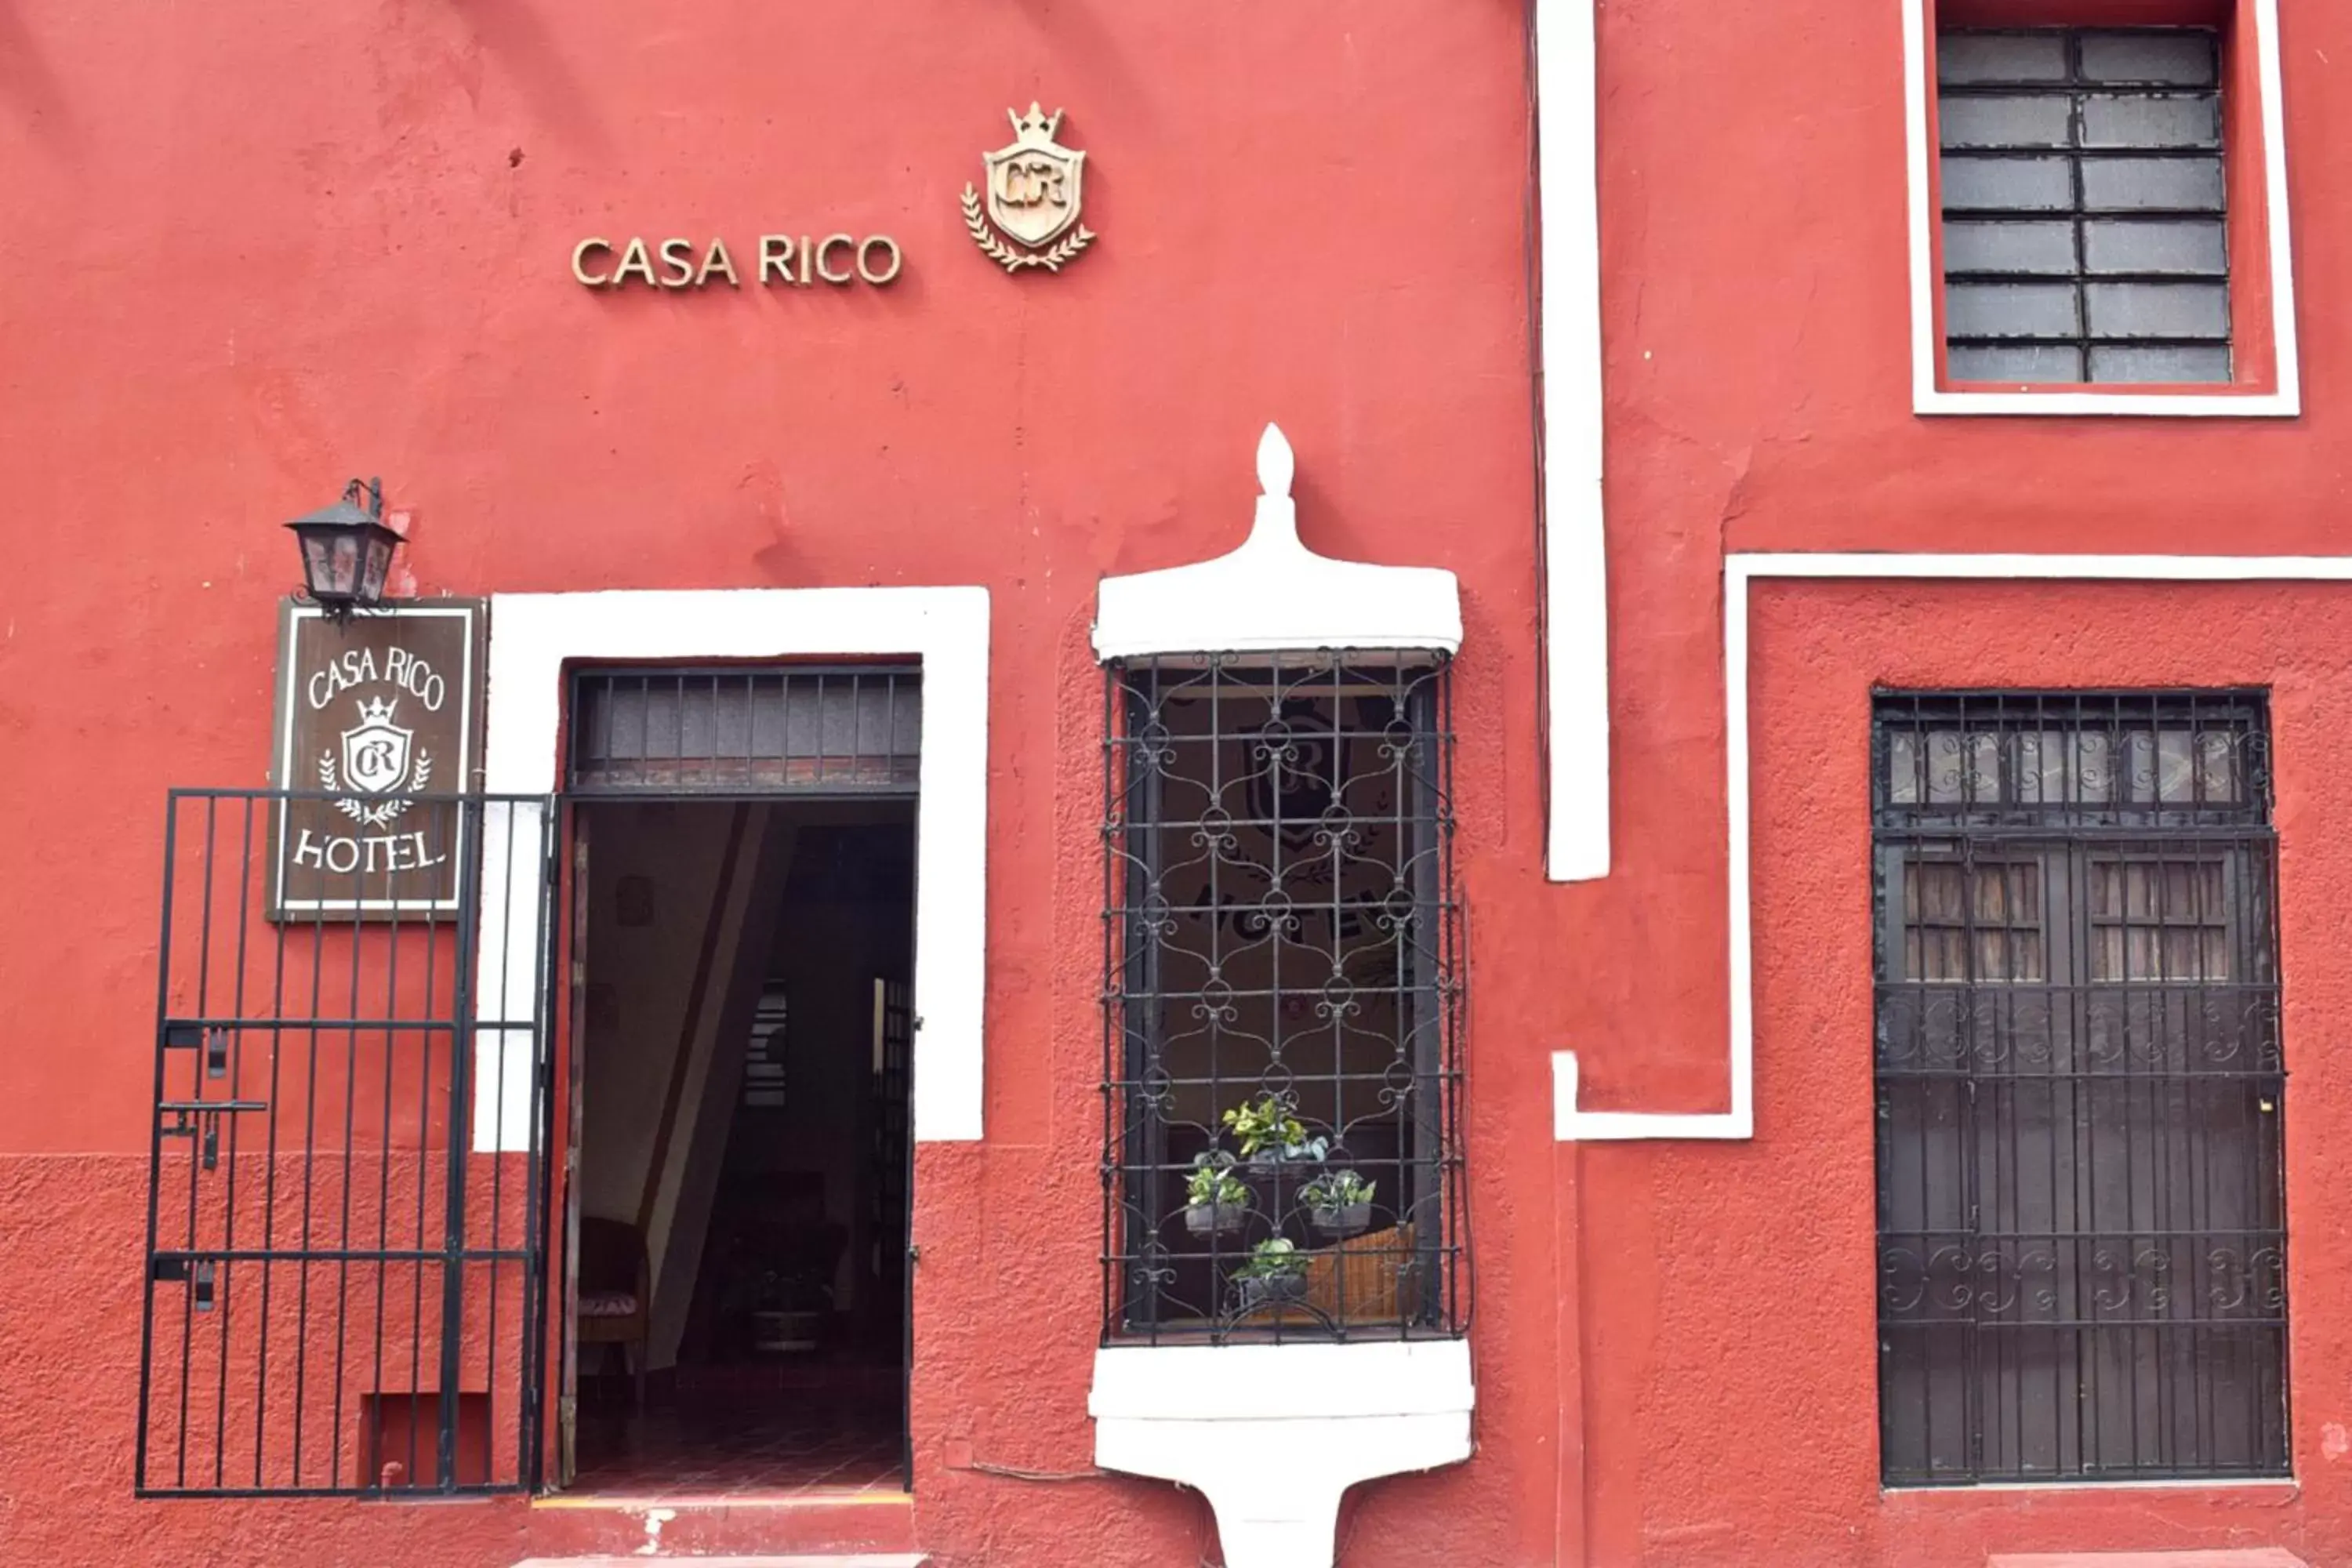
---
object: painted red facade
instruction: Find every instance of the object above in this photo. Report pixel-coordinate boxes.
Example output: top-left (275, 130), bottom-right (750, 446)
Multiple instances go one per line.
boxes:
top-left (6, 1), bottom-right (2352, 1564)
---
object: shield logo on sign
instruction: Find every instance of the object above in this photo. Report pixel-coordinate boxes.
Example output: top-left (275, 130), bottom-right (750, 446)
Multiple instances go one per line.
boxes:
top-left (340, 696), bottom-right (414, 795)
top-left (983, 104), bottom-right (1085, 247)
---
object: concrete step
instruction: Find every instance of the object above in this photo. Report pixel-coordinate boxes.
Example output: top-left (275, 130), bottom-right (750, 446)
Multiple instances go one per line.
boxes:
top-left (1989, 1552), bottom-right (2308, 1568)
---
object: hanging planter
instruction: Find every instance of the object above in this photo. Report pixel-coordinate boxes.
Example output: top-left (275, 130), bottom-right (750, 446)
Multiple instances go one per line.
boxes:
top-left (1185, 1150), bottom-right (1252, 1235)
top-left (1222, 1092), bottom-right (1327, 1167)
top-left (1232, 1239), bottom-right (1310, 1310)
top-left (1186, 1200), bottom-right (1250, 1236)
top-left (1301, 1170), bottom-right (1376, 1237)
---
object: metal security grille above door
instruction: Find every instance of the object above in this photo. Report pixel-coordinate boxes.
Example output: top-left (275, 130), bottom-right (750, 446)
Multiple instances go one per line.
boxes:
top-left (568, 667), bottom-right (921, 795)
top-left (137, 790), bottom-right (557, 1497)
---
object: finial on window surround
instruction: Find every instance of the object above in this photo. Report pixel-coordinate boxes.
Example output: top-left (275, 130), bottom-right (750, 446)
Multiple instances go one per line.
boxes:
top-left (1256, 423), bottom-right (1294, 502)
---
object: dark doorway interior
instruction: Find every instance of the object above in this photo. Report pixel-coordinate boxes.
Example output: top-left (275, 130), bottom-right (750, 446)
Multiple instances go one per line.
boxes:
top-left (570, 798), bottom-right (915, 1498)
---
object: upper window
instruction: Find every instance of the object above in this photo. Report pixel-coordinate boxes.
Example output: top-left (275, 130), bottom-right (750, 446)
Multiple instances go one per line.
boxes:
top-left (1940, 27), bottom-right (2230, 386)
top-left (1873, 691), bottom-right (2288, 1485)
top-left (1101, 653), bottom-right (1464, 1345)
top-left (1907, 1), bottom-right (2299, 415)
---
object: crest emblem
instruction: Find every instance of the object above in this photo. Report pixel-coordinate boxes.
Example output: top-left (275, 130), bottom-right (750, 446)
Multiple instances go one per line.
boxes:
top-left (321, 696), bottom-right (432, 827)
top-left (962, 104), bottom-right (1097, 274)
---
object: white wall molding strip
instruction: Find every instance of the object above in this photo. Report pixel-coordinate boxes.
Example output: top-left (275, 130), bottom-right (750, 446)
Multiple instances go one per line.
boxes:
top-left (1555, 551), bottom-right (2352, 1142)
top-left (473, 586), bottom-right (992, 1150)
top-left (1537, 0), bottom-right (1613, 882)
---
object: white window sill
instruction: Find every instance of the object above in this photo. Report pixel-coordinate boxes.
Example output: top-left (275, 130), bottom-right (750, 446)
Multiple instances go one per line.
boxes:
top-left (1917, 389), bottom-right (2300, 419)
top-left (1883, 1475), bottom-right (2299, 1497)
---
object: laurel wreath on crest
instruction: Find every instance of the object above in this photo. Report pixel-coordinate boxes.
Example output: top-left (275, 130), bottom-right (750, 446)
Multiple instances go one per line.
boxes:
top-left (962, 184), bottom-right (1096, 274)
top-left (319, 750), bottom-right (430, 828)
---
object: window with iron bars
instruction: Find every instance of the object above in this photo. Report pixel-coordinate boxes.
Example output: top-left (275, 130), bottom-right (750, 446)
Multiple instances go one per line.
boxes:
top-left (1937, 27), bottom-right (2233, 385)
top-left (1101, 653), bottom-right (1465, 1345)
top-left (1874, 691), bottom-right (2288, 1485)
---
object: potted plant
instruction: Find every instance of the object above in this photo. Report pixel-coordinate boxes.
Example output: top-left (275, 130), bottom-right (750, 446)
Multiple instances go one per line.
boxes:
top-left (1232, 1238), bottom-right (1310, 1309)
top-left (1301, 1168), bottom-right (1375, 1236)
top-left (1221, 1091), bottom-right (1329, 1166)
top-left (1185, 1150), bottom-right (1252, 1234)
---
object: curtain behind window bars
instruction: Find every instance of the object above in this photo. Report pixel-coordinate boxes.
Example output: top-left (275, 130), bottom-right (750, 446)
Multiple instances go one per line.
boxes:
top-left (1873, 691), bottom-right (2287, 1485)
top-left (1101, 653), bottom-right (1465, 1345)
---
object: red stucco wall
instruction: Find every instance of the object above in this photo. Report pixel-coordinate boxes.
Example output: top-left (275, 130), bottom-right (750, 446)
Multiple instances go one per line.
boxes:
top-left (6, 0), bottom-right (2352, 1563)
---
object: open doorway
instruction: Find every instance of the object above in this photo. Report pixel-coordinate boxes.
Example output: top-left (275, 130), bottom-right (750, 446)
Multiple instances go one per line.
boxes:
top-left (564, 797), bottom-right (915, 1498)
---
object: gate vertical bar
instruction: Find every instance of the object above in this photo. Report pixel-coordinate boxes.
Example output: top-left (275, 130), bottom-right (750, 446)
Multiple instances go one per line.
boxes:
top-left (439, 795), bottom-right (486, 1491)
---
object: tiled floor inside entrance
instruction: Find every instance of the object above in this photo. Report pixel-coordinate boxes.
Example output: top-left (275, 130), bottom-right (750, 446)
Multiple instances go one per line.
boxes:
top-left (569, 1366), bottom-right (906, 1502)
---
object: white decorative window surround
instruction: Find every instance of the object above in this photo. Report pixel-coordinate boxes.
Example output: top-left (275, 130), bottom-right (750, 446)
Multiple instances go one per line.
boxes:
top-left (1554, 552), bottom-right (2352, 1143)
top-left (470, 586), bottom-right (990, 1151)
top-left (1088, 426), bottom-right (1472, 1568)
top-left (1090, 1341), bottom-right (1475, 1568)
top-left (1905, 0), bottom-right (2300, 417)
top-left (1091, 425), bottom-right (1461, 661)
top-left (1537, 0), bottom-right (1613, 883)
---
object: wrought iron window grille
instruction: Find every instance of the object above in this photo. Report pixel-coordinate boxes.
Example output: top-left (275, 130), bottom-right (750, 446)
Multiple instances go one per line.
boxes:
top-left (1937, 27), bottom-right (2234, 386)
top-left (1873, 692), bottom-right (2288, 1486)
top-left (1101, 652), bottom-right (1466, 1345)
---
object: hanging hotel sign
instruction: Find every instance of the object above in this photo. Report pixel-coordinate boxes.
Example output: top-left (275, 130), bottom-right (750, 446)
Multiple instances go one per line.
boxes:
top-left (269, 599), bottom-right (486, 919)
top-left (962, 104), bottom-right (1095, 274)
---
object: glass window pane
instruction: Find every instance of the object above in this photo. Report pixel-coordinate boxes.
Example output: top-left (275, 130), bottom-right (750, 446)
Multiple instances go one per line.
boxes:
top-left (2086, 281), bottom-right (2230, 339)
top-left (2082, 93), bottom-right (2220, 149)
top-left (2080, 31), bottom-right (2218, 87)
top-left (1949, 344), bottom-right (2085, 383)
top-left (1941, 95), bottom-right (2075, 149)
top-left (1944, 220), bottom-right (2077, 275)
top-left (1947, 282), bottom-right (2081, 339)
top-left (2083, 219), bottom-right (2227, 275)
top-left (1939, 32), bottom-right (2069, 85)
top-left (1943, 156), bottom-right (2074, 212)
top-left (2082, 156), bottom-right (2225, 211)
top-left (2089, 344), bottom-right (2232, 383)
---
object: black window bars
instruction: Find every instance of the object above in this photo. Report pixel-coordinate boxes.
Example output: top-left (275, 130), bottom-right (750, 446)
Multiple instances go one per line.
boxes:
top-left (1937, 27), bottom-right (2234, 385)
top-left (1101, 653), bottom-right (1465, 1345)
top-left (569, 666), bottom-right (920, 796)
top-left (1873, 691), bottom-right (2288, 1485)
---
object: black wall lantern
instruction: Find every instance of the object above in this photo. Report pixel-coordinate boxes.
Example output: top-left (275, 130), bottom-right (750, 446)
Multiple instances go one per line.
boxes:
top-left (286, 477), bottom-right (400, 622)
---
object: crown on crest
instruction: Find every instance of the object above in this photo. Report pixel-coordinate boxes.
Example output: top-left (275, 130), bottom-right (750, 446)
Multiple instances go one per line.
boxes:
top-left (356, 695), bottom-right (401, 725)
top-left (1007, 103), bottom-right (1065, 145)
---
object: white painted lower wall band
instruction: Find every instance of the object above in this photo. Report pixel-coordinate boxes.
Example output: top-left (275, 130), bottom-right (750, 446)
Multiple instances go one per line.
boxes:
top-left (1090, 1341), bottom-right (1474, 1568)
top-left (1555, 552), bottom-right (2352, 1142)
top-left (470, 586), bottom-right (992, 1149)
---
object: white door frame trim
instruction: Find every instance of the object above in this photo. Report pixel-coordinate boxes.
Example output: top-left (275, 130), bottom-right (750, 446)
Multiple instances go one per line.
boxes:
top-left (1555, 551), bottom-right (2352, 1142)
top-left (470, 586), bottom-right (993, 1150)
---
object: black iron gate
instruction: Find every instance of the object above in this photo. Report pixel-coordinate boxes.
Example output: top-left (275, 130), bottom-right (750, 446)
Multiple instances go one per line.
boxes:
top-left (136, 789), bottom-right (558, 1497)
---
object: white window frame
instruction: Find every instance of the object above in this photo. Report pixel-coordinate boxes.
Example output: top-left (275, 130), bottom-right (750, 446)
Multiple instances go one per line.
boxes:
top-left (1905, 0), bottom-right (2302, 417)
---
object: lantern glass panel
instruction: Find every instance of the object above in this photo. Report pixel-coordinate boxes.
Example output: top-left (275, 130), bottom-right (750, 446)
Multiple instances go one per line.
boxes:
top-left (328, 534), bottom-right (362, 597)
top-left (360, 533), bottom-right (394, 602)
top-left (300, 535), bottom-right (332, 595)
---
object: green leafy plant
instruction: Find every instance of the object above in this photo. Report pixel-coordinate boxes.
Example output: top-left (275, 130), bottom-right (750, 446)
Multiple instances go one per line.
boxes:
top-left (1232, 1237), bottom-right (1307, 1283)
top-left (1185, 1151), bottom-right (1250, 1210)
top-left (1221, 1092), bottom-right (1327, 1162)
top-left (1301, 1169), bottom-right (1374, 1210)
